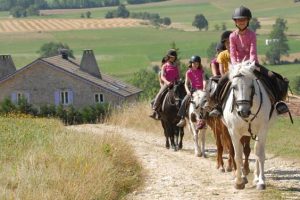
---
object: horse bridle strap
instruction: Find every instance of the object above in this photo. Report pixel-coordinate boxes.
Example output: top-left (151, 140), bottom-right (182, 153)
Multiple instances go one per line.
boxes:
top-left (242, 79), bottom-right (263, 140)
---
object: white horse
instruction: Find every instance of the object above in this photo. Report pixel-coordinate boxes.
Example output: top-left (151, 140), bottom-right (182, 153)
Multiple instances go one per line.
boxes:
top-left (222, 60), bottom-right (277, 190)
top-left (187, 90), bottom-right (208, 158)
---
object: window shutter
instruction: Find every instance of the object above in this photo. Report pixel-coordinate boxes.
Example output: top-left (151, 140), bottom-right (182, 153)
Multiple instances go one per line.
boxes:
top-left (54, 91), bottom-right (60, 105)
top-left (11, 92), bottom-right (17, 103)
top-left (68, 90), bottom-right (73, 104)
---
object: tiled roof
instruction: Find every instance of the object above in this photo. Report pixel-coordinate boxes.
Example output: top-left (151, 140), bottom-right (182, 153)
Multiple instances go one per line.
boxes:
top-left (41, 55), bottom-right (142, 97)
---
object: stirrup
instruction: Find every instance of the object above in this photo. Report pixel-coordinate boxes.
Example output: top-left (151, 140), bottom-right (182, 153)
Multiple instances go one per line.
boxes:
top-left (275, 101), bottom-right (289, 114)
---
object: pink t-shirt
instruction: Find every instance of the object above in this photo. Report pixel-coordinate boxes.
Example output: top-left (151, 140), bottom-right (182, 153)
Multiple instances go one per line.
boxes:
top-left (210, 58), bottom-right (220, 75)
top-left (186, 68), bottom-right (204, 90)
top-left (163, 62), bottom-right (179, 83)
top-left (229, 29), bottom-right (259, 64)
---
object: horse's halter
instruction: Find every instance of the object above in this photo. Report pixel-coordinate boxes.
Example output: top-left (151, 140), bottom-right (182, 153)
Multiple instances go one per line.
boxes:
top-left (231, 73), bottom-right (255, 117)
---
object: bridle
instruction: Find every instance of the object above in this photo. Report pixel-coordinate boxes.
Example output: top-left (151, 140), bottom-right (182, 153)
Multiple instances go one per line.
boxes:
top-left (231, 73), bottom-right (263, 140)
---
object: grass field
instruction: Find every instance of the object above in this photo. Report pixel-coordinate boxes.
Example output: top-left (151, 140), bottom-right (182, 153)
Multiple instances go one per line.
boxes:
top-left (0, 0), bottom-right (300, 81)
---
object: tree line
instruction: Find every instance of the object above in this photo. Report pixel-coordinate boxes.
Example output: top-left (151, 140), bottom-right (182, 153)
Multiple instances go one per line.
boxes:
top-left (0, 0), bottom-right (167, 11)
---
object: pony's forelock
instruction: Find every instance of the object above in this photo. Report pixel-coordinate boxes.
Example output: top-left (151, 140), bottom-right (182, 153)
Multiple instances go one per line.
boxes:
top-left (229, 60), bottom-right (256, 80)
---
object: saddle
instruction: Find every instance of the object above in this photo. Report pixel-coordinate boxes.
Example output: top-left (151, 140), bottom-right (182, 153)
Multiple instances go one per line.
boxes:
top-left (253, 70), bottom-right (289, 104)
top-left (206, 76), bottom-right (232, 104)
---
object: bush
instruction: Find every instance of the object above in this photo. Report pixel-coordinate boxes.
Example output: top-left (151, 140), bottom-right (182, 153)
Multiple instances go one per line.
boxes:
top-left (0, 98), bottom-right (111, 125)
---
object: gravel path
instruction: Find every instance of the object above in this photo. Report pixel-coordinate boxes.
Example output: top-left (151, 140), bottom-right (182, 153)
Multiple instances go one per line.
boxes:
top-left (69, 124), bottom-right (300, 200)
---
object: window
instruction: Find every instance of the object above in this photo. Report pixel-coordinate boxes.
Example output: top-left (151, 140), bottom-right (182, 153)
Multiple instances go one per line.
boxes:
top-left (95, 93), bottom-right (104, 103)
top-left (11, 92), bottom-right (30, 104)
top-left (61, 91), bottom-right (69, 105)
top-left (55, 90), bottom-right (73, 105)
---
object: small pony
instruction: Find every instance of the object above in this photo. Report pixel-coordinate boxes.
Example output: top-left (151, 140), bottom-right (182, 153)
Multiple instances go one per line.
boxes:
top-left (187, 90), bottom-right (208, 157)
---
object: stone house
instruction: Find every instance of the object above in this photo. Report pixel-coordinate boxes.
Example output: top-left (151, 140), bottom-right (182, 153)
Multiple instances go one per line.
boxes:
top-left (0, 50), bottom-right (142, 109)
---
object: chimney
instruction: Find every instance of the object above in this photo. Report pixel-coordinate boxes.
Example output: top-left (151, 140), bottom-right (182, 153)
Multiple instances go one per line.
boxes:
top-left (80, 49), bottom-right (101, 79)
top-left (59, 48), bottom-right (69, 60)
top-left (0, 55), bottom-right (16, 79)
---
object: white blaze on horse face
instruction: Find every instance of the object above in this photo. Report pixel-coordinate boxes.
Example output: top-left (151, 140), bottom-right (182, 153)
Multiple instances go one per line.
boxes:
top-left (231, 72), bottom-right (254, 118)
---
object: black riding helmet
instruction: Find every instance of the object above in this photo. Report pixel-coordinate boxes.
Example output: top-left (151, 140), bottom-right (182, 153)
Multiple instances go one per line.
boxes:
top-left (167, 49), bottom-right (177, 59)
top-left (216, 42), bottom-right (225, 52)
top-left (221, 31), bottom-right (232, 43)
top-left (190, 55), bottom-right (201, 63)
top-left (232, 6), bottom-right (252, 20)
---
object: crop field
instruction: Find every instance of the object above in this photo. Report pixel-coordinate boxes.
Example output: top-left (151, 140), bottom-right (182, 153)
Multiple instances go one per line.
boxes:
top-left (0, 0), bottom-right (300, 80)
top-left (0, 18), bottom-right (143, 33)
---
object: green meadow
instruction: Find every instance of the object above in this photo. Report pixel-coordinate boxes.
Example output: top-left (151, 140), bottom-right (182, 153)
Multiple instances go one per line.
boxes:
top-left (1, 0), bottom-right (300, 81)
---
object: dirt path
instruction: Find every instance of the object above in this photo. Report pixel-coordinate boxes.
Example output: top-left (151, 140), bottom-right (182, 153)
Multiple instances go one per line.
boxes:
top-left (69, 124), bottom-right (300, 200)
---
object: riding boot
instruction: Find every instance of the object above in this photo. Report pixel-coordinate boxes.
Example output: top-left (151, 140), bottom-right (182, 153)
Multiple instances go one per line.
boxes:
top-left (176, 117), bottom-right (186, 127)
top-left (149, 110), bottom-right (161, 120)
top-left (176, 94), bottom-right (190, 126)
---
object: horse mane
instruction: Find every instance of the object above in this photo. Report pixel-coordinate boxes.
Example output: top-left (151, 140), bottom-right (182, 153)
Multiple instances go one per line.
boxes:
top-left (229, 60), bottom-right (256, 80)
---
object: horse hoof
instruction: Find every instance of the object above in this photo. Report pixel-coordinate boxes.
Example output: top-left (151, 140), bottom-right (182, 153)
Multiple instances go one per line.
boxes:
top-left (256, 184), bottom-right (266, 190)
top-left (226, 167), bottom-right (233, 172)
top-left (178, 144), bottom-right (183, 149)
top-left (243, 177), bottom-right (248, 184)
top-left (234, 183), bottom-right (245, 190)
top-left (196, 153), bottom-right (202, 157)
top-left (219, 168), bottom-right (225, 173)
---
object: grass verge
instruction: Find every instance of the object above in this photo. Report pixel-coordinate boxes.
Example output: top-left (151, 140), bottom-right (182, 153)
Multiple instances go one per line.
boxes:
top-left (0, 115), bottom-right (142, 199)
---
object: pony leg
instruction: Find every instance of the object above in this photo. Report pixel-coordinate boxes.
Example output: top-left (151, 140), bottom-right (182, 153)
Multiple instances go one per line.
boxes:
top-left (178, 127), bottom-right (184, 149)
top-left (232, 136), bottom-right (245, 189)
top-left (200, 128), bottom-right (207, 158)
top-left (165, 132), bottom-right (170, 149)
top-left (216, 132), bottom-right (225, 172)
top-left (241, 136), bottom-right (251, 175)
top-left (253, 137), bottom-right (267, 190)
top-left (190, 123), bottom-right (201, 157)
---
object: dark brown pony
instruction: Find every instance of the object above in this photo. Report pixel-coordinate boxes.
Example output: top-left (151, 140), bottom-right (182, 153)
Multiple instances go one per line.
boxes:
top-left (158, 80), bottom-right (186, 151)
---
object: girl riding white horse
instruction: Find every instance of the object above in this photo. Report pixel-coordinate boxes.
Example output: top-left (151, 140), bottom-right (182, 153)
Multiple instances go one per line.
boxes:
top-left (223, 60), bottom-right (277, 190)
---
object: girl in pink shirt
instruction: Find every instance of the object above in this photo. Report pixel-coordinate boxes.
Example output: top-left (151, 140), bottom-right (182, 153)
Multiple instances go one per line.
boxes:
top-left (177, 55), bottom-right (206, 127)
top-left (230, 6), bottom-right (289, 114)
top-left (209, 6), bottom-right (289, 117)
top-left (150, 49), bottom-right (180, 119)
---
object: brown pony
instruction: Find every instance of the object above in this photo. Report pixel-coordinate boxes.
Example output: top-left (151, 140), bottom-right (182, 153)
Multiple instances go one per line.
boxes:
top-left (191, 89), bottom-right (251, 174)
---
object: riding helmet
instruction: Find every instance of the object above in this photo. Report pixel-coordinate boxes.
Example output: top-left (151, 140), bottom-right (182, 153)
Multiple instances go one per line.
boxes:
top-left (167, 49), bottom-right (177, 58)
top-left (190, 55), bottom-right (201, 63)
top-left (220, 30), bottom-right (232, 43)
top-left (216, 42), bottom-right (225, 52)
top-left (232, 6), bottom-right (252, 20)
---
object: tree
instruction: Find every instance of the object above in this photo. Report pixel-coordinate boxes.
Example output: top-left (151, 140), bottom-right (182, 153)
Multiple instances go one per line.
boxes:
top-left (37, 42), bottom-right (75, 58)
top-left (26, 4), bottom-right (39, 16)
top-left (249, 17), bottom-right (261, 32)
top-left (162, 17), bottom-right (171, 26)
top-left (86, 11), bottom-right (91, 18)
top-left (116, 4), bottom-right (129, 18)
top-left (265, 18), bottom-right (289, 64)
top-left (206, 42), bottom-right (218, 64)
top-left (192, 14), bottom-right (208, 31)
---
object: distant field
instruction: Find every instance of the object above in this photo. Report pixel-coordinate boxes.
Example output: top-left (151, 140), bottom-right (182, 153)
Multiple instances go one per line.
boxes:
top-left (0, 0), bottom-right (300, 80)
top-left (0, 18), bottom-right (143, 33)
